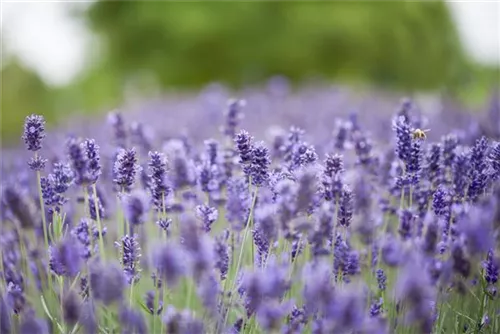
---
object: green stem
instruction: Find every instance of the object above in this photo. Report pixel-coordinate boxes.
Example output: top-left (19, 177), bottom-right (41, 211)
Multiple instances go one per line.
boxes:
top-left (129, 283), bottom-right (134, 307)
top-left (35, 158), bottom-right (49, 250)
top-left (83, 187), bottom-right (95, 256)
top-left (223, 187), bottom-right (258, 327)
top-left (92, 184), bottom-right (106, 261)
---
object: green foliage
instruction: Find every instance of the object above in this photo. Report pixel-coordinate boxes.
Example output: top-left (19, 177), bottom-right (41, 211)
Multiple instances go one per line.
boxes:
top-left (1, 59), bottom-right (57, 145)
top-left (84, 1), bottom-right (466, 90)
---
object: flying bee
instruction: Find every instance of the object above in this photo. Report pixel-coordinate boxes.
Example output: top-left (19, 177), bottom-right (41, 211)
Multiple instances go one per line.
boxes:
top-left (412, 128), bottom-right (430, 140)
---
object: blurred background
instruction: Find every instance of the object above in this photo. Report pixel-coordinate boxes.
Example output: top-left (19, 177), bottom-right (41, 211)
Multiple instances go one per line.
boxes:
top-left (1, 1), bottom-right (499, 146)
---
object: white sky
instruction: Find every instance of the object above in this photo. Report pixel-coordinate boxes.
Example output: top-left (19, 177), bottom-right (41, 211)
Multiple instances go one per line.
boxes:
top-left (1, 0), bottom-right (499, 87)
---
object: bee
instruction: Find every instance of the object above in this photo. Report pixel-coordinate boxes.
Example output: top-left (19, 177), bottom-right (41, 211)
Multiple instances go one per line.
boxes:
top-left (412, 128), bottom-right (430, 140)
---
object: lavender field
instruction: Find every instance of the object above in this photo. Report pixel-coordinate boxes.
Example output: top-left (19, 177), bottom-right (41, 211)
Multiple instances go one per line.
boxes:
top-left (1, 87), bottom-right (500, 334)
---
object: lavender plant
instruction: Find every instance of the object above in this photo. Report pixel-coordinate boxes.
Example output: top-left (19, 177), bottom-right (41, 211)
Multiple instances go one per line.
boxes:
top-left (1, 89), bottom-right (500, 334)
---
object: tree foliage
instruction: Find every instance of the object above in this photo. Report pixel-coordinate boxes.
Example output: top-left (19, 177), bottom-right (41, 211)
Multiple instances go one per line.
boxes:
top-left (85, 1), bottom-right (466, 90)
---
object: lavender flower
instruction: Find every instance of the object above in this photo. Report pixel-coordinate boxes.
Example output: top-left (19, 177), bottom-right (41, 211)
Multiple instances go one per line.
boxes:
top-left (295, 167), bottom-right (317, 213)
top-left (114, 148), bottom-right (140, 192)
top-left (67, 137), bottom-right (87, 186)
top-left (180, 216), bottom-right (214, 277)
top-left (130, 121), bottom-right (152, 154)
top-left (82, 139), bottom-right (101, 184)
top-left (79, 302), bottom-right (97, 334)
top-left (281, 126), bottom-right (305, 165)
top-left (393, 116), bottom-right (412, 166)
top-left (28, 155), bottom-right (47, 171)
top-left (164, 140), bottom-right (196, 189)
top-left (333, 120), bottom-right (350, 150)
top-left (115, 234), bottom-right (141, 284)
top-left (250, 141), bottom-right (271, 187)
top-left (452, 151), bottom-right (469, 201)
top-left (222, 99), bottom-right (245, 139)
top-left (195, 204), bottom-right (218, 232)
top-left (50, 162), bottom-right (74, 194)
top-left (49, 237), bottom-right (82, 277)
top-left (0, 295), bottom-right (11, 334)
top-left (426, 143), bottom-right (442, 186)
top-left (256, 300), bottom-right (292, 331)
top-left (6, 282), bottom-right (25, 315)
top-left (163, 306), bottom-right (204, 334)
top-left (144, 290), bottom-right (163, 315)
top-left (234, 130), bottom-right (254, 166)
top-left (156, 218), bottom-right (172, 235)
top-left (398, 209), bottom-right (415, 240)
top-left (489, 141), bottom-right (500, 180)
top-left (122, 190), bottom-right (150, 226)
top-left (19, 313), bottom-right (49, 334)
top-left (22, 114), bottom-right (45, 151)
top-left (432, 186), bottom-right (450, 220)
top-left (119, 306), bottom-right (148, 334)
top-left (369, 298), bottom-right (384, 318)
top-left (470, 136), bottom-right (489, 174)
top-left (214, 230), bottom-right (230, 280)
top-left (483, 249), bottom-right (499, 285)
top-left (337, 186), bottom-right (353, 228)
top-left (442, 133), bottom-right (459, 169)
top-left (396, 259), bottom-right (435, 333)
top-left (324, 153), bottom-right (344, 177)
top-left (3, 186), bottom-right (34, 229)
top-left (89, 261), bottom-right (125, 305)
top-left (291, 143), bottom-right (318, 170)
top-left (353, 131), bottom-right (374, 167)
top-left (72, 219), bottom-right (93, 259)
top-left (108, 111), bottom-right (127, 148)
top-left (225, 177), bottom-right (250, 230)
top-left (422, 217), bottom-right (438, 255)
top-left (152, 243), bottom-right (186, 286)
top-left (148, 151), bottom-right (170, 211)
top-left (376, 269), bottom-right (387, 291)
top-left (197, 274), bottom-right (219, 316)
top-left (63, 290), bottom-right (81, 326)
top-left (451, 242), bottom-right (471, 278)
top-left (204, 139), bottom-right (220, 165)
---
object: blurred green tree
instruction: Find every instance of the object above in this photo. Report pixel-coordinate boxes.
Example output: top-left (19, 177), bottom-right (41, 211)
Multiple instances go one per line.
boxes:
top-left (1, 58), bottom-right (57, 145)
top-left (84, 1), bottom-right (467, 90)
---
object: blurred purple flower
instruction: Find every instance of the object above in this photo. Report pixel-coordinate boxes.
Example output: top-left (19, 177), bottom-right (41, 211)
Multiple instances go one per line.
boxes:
top-left (89, 261), bottom-right (125, 305)
top-left (49, 236), bottom-right (82, 277)
top-left (122, 190), bottom-right (150, 226)
top-left (152, 243), bottom-right (186, 287)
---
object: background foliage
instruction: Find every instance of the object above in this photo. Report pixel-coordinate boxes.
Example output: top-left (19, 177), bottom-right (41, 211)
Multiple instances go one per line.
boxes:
top-left (1, 1), bottom-right (498, 145)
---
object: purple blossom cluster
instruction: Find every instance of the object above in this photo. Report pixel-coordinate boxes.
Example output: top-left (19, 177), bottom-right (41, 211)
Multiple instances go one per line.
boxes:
top-left (1, 88), bottom-right (499, 334)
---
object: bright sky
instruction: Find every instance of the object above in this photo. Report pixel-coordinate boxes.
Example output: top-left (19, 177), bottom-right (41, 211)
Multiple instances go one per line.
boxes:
top-left (1, 1), bottom-right (499, 87)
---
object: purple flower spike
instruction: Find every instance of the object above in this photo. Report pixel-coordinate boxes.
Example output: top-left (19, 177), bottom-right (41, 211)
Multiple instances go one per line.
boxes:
top-left (234, 130), bottom-right (254, 166)
top-left (489, 141), bottom-right (500, 180)
top-left (114, 147), bottom-right (141, 192)
top-left (152, 243), bottom-right (186, 287)
top-left (22, 114), bottom-right (45, 151)
top-left (483, 249), bottom-right (499, 285)
top-left (250, 141), bottom-right (271, 187)
top-left (393, 116), bottom-right (412, 166)
top-left (148, 151), bottom-right (170, 211)
top-left (223, 99), bottom-right (246, 139)
top-left (82, 139), bottom-right (101, 184)
top-left (115, 234), bottom-right (141, 284)
top-left (122, 190), bottom-right (150, 226)
top-left (90, 261), bottom-right (125, 305)
top-left (195, 204), bottom-right (218, 232)
top-left (337, 186), bottom-right (353, 228)
top-left (49, 237), bottom-right (82, 277)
